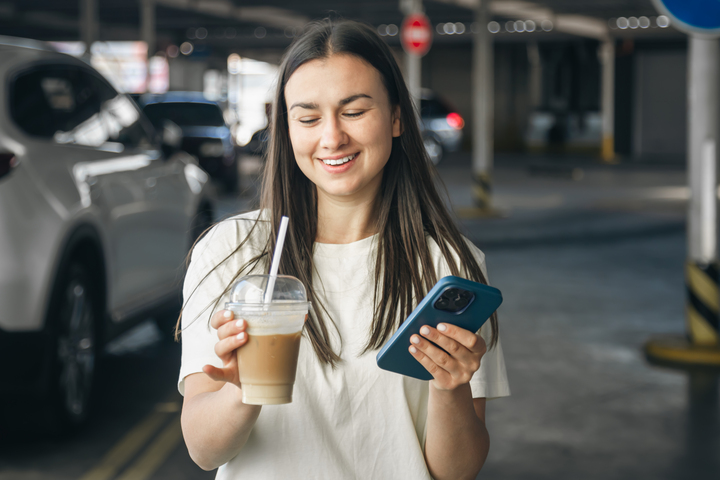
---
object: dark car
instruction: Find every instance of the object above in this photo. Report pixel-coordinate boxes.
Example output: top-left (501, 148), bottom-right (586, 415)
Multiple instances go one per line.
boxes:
top-left (242, 89), bottom-right (464, 165)
top-left (138, 92), bottom-right (239, 192)
top-left (420, 89), bottom-right (464, 165)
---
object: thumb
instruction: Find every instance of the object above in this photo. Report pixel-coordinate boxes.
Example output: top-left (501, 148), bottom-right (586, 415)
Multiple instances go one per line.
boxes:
top-left (202, 364), bottom-right (233, 383)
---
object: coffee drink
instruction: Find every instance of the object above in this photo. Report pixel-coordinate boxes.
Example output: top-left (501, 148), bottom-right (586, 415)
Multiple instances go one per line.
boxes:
top-left (237, 330), bottom-right (302, 404)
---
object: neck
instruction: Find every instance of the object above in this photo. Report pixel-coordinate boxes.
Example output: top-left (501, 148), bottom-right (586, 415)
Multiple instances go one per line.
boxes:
top-left (315, 192), bottom-right (379, 244)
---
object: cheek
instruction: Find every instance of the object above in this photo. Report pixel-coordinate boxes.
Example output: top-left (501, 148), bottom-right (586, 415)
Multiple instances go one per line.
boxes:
top-left (288, 127), bottom-right (312, 158)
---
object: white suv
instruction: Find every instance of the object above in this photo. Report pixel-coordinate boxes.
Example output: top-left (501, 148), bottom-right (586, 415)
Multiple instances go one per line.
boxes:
top-left (0, 37), bottom-right (213, 429)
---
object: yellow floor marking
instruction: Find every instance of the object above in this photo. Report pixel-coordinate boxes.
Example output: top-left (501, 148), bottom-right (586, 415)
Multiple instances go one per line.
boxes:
top-left (115, 416), bottom-right (184, 480)
top-left (78, 411), bottom-right (167, 480)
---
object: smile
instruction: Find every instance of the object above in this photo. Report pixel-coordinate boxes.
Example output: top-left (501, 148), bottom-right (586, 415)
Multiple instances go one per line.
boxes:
top-left (320, 153), bottom-right (358, 166)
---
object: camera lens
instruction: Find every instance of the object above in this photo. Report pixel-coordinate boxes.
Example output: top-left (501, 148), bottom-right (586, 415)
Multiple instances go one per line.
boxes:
top-left (445, 288), bottom-right (459, 298)
top-left (455, 298), bottom-right (469, 309)
top-left (459, 290), bottom-right (472, 299)
top-left (435, 298), bottom-right (450, 309)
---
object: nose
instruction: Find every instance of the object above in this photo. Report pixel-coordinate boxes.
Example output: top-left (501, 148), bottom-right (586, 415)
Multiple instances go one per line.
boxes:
top-left (319, 116), bottom-right (348, 151)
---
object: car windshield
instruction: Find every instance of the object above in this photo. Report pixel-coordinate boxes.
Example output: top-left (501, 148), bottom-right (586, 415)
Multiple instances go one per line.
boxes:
top-left (143, 102), bottom-right (225, 127)
top-left (420, 97), bottom-right (452, 117)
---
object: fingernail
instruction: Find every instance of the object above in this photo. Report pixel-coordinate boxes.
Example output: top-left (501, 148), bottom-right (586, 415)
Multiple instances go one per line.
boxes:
top-left (437, 324), bottom-right (447, 332)
top-left (224, 310), bottom-right (233, 319)
top-left (236, 319), bottom-right (245, 329)
top-left (420, 326), bottom-right (430, 335)
top-left (237, 332), bottom-right (245, 341)
top-left (409, 346), bottom-right (417, 353)
top-left (411, 336), bottom-right (420, 344)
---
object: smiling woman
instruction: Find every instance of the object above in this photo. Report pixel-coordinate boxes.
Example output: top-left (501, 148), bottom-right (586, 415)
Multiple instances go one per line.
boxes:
top-left (178, 19), bottom-right (509, 480)
top-left (285, 54), bottom-right (401, 212)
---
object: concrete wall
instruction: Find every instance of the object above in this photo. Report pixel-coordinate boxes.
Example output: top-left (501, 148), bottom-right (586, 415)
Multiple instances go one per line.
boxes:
top-left (633, 48), bottom-right (687, 159)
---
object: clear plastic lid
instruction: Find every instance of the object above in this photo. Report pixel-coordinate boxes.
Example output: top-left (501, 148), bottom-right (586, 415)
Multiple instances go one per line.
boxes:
top-left (229, 274), bottom-right (308, 307)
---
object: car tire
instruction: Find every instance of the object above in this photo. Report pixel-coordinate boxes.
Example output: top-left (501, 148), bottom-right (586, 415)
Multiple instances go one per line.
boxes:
top-left (47, 262), bottom-right (99, 432)
top-left (423, 136), bottom-right (444, 165)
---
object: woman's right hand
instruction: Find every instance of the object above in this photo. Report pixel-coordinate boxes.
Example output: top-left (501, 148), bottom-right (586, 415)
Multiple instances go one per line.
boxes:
top-left (202, 309), bottom-right (248, 388)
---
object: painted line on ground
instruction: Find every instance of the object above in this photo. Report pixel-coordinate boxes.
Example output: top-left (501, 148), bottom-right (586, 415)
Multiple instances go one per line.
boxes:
top-left (115, 416), bottom-right (183, 480)
top-left (78, 394), bottom-right (182, 480)
top-left (77, 411), bottom-right (167, 480)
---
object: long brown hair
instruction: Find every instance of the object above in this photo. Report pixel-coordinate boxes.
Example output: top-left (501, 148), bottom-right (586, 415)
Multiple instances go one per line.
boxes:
top-left (181, 19), bottom-right (498, 366)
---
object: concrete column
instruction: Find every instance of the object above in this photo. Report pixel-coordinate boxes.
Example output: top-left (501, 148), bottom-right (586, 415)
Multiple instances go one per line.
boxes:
top-left (141, 0), bottom-right (156, 57)
top-left (400, 0), bottom-right (423, 114)
top-left (472, 0), bottom-right (493, 210)
top-left (80, 0), bottom-right (99, 47)
top-left (527, 41), bottom-right (542, 108)
top-left (599, 39), bottom-right (615, 162)
top-left (688, 35), bottom-right (718, 263)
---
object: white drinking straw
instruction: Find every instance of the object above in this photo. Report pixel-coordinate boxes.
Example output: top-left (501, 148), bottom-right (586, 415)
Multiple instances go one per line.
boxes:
top-left (264, 215), bottom-right (289, 304)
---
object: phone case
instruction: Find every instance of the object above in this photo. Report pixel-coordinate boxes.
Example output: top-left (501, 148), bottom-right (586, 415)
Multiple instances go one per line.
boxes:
top-left (375, 275), bottom-right (503, 381)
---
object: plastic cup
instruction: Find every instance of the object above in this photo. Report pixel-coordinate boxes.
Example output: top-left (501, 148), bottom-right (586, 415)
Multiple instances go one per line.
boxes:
top-left (226, 274), bottom-right (309, 405)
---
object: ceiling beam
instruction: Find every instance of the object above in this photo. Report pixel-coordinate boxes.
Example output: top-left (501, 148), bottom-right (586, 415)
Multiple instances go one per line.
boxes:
top-left (431, 0), bottom-right (609, 40)
top-left (156, 0), bottom-right (309, 29)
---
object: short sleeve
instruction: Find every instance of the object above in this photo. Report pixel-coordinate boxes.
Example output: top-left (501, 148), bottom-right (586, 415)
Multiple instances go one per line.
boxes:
top-left (177, 212), bottom-right (267, 395)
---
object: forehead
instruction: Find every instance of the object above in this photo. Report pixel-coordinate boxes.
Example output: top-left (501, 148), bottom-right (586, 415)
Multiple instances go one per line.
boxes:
top-left (284, 54), bottom-right (388, 103)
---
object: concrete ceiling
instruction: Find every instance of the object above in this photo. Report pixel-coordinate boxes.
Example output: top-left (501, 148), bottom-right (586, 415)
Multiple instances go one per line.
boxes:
top-left (0, 0), bottom-right (682, 56)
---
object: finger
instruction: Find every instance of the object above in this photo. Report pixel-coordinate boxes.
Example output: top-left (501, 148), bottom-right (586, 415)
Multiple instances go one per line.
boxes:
top-left (217, 318), bottom-right (247, 340)
top-left (409, 344), bottom-right (451, 383)
top-left (410, 333), bottom-right (460, 376)
top-left (202, 364), bottom-right (234, 383)
top-left (210, 309), bottom-right (235, 330)
top-left (214, 331), bottom-right (248, 358)
top-left (418, 325), bottom-right (474, 362)
top-left (435, 323), bottom-right (487, 354)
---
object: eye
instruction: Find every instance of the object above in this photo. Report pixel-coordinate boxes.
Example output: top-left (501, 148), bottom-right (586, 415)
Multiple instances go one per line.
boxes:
top-left (344, 111), bottom-right (365, 118)
top-left (299, 117), bottom-right (319, 125)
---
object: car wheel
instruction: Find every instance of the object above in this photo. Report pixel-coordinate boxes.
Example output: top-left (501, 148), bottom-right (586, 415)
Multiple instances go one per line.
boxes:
top-left (424, 136), bottom-right (444, 165)
top-left (50, 262), bottom-right (98, 429)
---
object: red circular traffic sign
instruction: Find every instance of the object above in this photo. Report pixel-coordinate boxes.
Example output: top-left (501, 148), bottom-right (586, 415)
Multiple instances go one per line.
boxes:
top-left (401, 13), bottom-right (433, 57)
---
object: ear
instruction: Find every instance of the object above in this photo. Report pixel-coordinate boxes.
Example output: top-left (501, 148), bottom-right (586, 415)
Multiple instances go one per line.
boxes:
top-left (391, 105), bottom-right (403, 138)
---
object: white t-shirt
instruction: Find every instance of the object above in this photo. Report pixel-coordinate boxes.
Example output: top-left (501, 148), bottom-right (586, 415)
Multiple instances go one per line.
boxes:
top-left (179, 210), bottom-right (510, 480)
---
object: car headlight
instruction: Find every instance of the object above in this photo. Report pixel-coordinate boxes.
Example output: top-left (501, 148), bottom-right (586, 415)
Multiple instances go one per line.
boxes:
top-left (199, 140), bottom-right (225, 157)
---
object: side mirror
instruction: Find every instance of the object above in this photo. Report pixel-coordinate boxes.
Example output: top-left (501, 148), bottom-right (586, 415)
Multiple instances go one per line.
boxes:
top-left (161, 120), bottom-right (183, 157)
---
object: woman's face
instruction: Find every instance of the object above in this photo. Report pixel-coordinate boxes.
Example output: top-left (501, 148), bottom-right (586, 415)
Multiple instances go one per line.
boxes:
top-left (284, 54), bottom-right (401, 203)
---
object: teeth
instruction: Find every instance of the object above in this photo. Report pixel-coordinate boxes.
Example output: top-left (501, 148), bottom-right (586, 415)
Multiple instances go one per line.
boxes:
top-left (322, 153), bottom-right (356, 166)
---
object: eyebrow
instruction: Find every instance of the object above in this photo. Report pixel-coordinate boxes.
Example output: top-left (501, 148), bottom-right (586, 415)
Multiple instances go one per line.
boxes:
top-left (289, 93), bottom-right (373, 111)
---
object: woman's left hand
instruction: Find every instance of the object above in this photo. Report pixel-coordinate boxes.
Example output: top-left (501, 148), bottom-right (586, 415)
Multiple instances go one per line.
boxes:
top-left (409, 323), bottom-right (487, 391)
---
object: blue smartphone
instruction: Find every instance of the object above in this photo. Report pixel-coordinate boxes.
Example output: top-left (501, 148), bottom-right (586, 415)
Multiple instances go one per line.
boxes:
top-left (376, 276), bottom-right (503, 381)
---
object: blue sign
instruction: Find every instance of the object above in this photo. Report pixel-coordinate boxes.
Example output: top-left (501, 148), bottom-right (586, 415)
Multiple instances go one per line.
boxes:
top-left (652, 0), bottom-right (720, 35)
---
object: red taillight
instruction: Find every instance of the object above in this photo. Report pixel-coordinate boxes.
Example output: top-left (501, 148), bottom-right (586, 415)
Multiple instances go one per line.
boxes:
top-left (446, 112), bottom-right (464, 130)
top-left (0, 153), bottom-right (17, 179)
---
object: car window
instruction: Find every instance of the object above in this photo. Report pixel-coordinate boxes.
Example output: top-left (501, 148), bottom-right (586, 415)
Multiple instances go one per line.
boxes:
top-left (10, 64), bottom-right (154, 151)
top-left (420, 97), bottom-right (452, 117)
top-left (142, 102), bottom-right (225, 128)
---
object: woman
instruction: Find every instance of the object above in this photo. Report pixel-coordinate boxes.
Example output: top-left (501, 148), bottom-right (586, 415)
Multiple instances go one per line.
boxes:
top-left (179, 19), bottom-right (509, 480)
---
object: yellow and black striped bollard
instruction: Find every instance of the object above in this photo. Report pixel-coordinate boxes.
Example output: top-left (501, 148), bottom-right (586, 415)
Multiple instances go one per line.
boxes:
top-left (645, 261), bottom-right (720, 367)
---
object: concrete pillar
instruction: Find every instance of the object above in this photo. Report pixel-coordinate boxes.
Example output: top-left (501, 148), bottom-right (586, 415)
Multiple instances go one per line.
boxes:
top-left (643, 35), bottom-right (720, 366)
top-left (471, 0), bottom-right (493, 210)
top-left (688, 35), bottom-right (718, 264)
top-left (80, 0), bottom-right (99, 47)
top-left (599, 39), bottom-right (615, 162)
top-left (400, 0), bottom-right (423, 114)
top-left (141, 0), bottom-right (156, 57)
top-left (527, 41), bottom-right (542, 108)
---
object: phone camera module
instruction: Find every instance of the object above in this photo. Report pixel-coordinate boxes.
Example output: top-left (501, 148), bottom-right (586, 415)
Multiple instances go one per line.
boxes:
top-left (445, 288), bottom-right (459, 298)
top-left (435, 298), bottom-right (450, 310)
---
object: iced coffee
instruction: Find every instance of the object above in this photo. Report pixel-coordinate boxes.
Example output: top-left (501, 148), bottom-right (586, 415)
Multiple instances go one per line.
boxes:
top-left (226, 274), bottom-right (309, 405)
